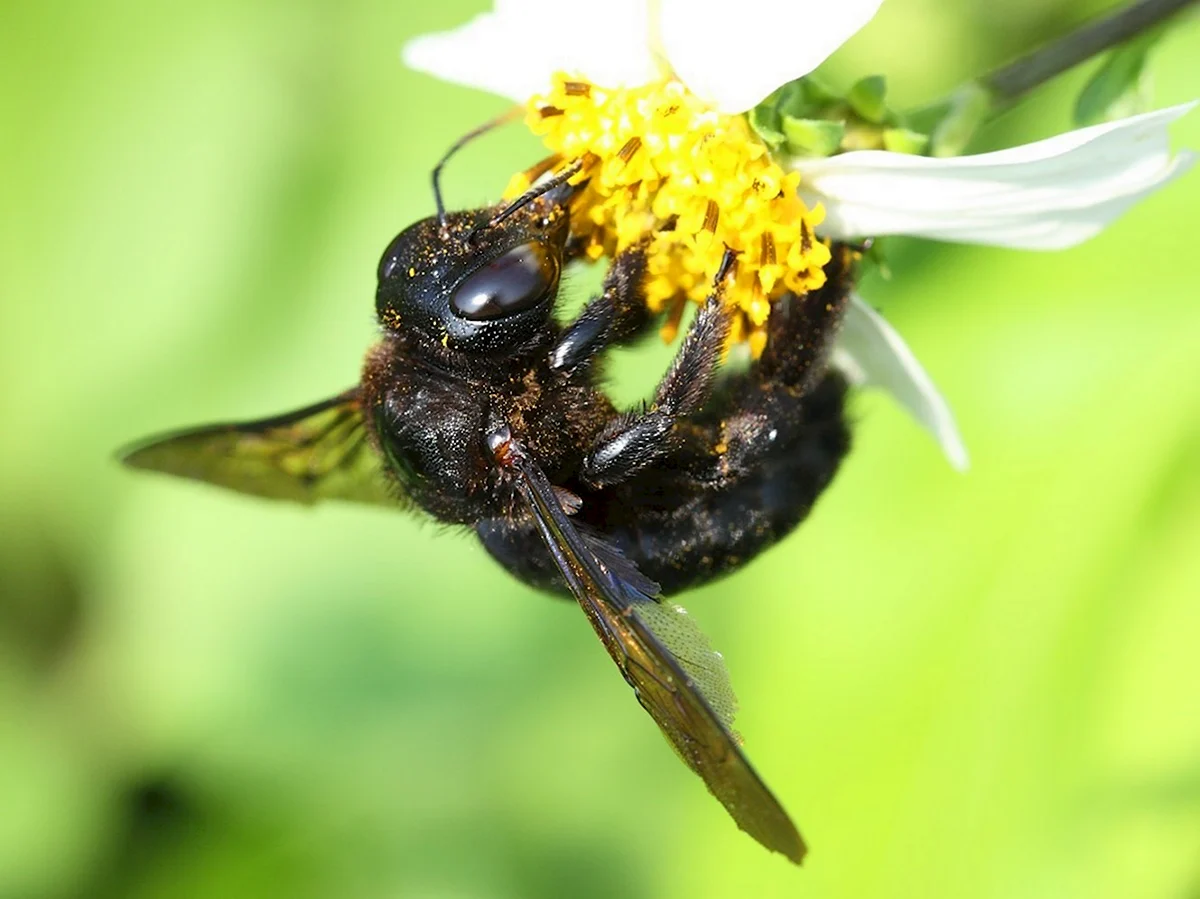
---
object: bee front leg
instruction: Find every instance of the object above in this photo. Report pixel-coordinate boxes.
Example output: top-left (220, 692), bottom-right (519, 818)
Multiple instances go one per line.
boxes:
top-left (549, 244), bottom-right (652, 372)
top-left (580, 279), bottom-right (731, 489)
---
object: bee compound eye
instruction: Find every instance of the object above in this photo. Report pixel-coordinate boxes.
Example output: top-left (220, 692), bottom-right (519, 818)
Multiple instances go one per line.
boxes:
top-left (450, 242), bottom-right (557, 321)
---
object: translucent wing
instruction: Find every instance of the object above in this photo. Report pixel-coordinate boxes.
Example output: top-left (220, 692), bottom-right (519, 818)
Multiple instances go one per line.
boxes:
top-left (494, 434), bottom-right (805, 864)
top-left (121, 388), bottom-right (402, 507)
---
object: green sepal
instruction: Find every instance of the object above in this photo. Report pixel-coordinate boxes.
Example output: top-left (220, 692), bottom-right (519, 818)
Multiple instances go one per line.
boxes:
top-left (749, 73), bottom-right (930, 159)
top-left (882, 127), bottom-right (929, 154)
top-left (772, 79), bottom-right (810, 118)
top-left (1074, 29), bottom-right (1162, 126)
top-left (752, 77), bottom-right (839, 133)
top-left (782, 117), bottom-right (846, 157)
top-left (749, 103), bottom-right (787, 151)
top-left (792, 75), bottom-right (840, 110)
top-left (847, 75), bottom-right (888, 123)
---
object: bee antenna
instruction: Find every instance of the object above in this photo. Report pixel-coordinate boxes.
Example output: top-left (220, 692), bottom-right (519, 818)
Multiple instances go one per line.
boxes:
top-left (432, 108), bottom-right (521, 225)
top-left (485, 158), bottom-right (585, 229)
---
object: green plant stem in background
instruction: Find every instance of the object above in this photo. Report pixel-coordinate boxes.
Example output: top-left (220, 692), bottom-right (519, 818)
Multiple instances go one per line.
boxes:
top-left (924, 0), bottom-right (1197, 155)
top-left (981, 0), bottom-right (1198, 102)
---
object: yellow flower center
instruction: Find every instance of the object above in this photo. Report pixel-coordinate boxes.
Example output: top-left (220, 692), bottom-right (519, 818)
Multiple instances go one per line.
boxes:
top-left (506, 73), bottom-right (832, 355)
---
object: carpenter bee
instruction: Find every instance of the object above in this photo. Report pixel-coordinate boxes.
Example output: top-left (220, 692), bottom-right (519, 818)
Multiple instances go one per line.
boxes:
top-left (122, 131), bottom-right (854, 864)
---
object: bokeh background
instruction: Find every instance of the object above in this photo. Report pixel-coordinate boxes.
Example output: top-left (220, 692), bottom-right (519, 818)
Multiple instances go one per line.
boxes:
top-left (2, 1), bottom-right (1198, 897)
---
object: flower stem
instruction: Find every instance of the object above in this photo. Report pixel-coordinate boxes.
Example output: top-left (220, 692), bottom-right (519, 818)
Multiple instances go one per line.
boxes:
top-left (918, 0), bottom-right (1196, 155)
top-left (981, 0), bottom-right (1197, 103)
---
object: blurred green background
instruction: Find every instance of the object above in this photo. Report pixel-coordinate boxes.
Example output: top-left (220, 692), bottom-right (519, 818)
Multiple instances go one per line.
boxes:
top-left (2, 1), bottom-right (1198, 897)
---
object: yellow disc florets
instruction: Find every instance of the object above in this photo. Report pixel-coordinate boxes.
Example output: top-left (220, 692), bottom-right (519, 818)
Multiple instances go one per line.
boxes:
top-left (506, 73), bottom-right (832, 355)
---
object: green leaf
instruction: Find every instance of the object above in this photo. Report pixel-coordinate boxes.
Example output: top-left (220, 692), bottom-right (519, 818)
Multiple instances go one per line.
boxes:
top-left (749, 103), bottom-right (786, 151)
top-left (1101, 74), bottom-right (1155, 121)
top-left (1074, 30), bottom-right (1162, 126)
top-left (882, 127), bottom-right (930, 155)
top-left (782, 116), bottom-right (845, 157)
top-left (847, 75), bottom-right (888, 123)
top-left (929, 82), bottom-right (993, 157)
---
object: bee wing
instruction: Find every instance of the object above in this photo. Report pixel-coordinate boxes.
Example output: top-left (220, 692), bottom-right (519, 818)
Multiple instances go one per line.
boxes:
top-left (121, 388), bottom-right (403, 507)
top-left (502, 444), bottom-right (805, 864)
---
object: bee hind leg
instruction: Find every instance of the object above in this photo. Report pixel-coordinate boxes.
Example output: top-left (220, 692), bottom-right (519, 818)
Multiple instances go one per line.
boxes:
top-left (591, 252), bottom-right (859, 594)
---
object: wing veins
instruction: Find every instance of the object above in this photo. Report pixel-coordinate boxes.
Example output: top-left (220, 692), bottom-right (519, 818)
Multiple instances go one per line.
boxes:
top-left (121, 388), bottom-right (402, 508)
top-left (496, 438), bottom-right (806, 864)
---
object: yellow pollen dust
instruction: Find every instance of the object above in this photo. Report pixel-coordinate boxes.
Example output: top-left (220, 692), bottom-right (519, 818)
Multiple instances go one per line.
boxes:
top-left (506, 73), bottom-right (832, 355)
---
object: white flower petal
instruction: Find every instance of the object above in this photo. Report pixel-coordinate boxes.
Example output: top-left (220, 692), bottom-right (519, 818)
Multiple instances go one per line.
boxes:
top-left (659, 0), bottom-right (884, 113)
top-left (837, 293), bottom-right (968, 470)
top-left (793, 102), bottom-right (1197, 249)
top-left (402, 0), bottom-right (657, 103)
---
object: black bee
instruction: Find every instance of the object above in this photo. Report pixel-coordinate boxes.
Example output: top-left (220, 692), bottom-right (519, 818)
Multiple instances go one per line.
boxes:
top-left (122, 133), bottom-right (854, 864)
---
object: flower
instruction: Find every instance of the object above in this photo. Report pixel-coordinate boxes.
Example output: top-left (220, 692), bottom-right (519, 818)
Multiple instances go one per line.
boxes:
top-left (402, 0), bottom-right (884, 116)
top-left (403, 1), bottom-right (1195, 469)
top-left (794, 103), bottom-right (1197, 250)
top-left (507, 75), bottom-right (832, 354)
top-left (836, 293), bottom-right (969, 471)
top-left (406, 1), bottom-right (883, 355)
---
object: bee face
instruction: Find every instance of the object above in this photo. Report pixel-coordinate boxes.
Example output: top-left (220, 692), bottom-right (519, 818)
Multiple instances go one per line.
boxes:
top-left (375, 195), bottom-right (570, 355)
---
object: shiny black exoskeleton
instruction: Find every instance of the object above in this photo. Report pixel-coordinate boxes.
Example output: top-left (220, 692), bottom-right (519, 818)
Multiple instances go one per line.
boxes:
top-left (121, 142), bottom-right (858, 862)
top-left (360, 176), bottom-right (852, 596)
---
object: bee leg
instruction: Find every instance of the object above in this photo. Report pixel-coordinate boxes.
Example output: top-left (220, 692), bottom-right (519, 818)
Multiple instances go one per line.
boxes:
top-left (580, 284), bottom-right (730, 488)
top-left (477, 248), bottom-right (855, 596)
top-left (549, 244), bottom-right (653, 372)
top-left (577, 253), bottom-right (857, 594)
top-left (756, 245), bottom-right (855, 395)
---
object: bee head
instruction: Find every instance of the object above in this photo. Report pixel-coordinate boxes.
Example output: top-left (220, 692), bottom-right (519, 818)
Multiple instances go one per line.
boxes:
top-left (375, 169), bottom-right (581, 355)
